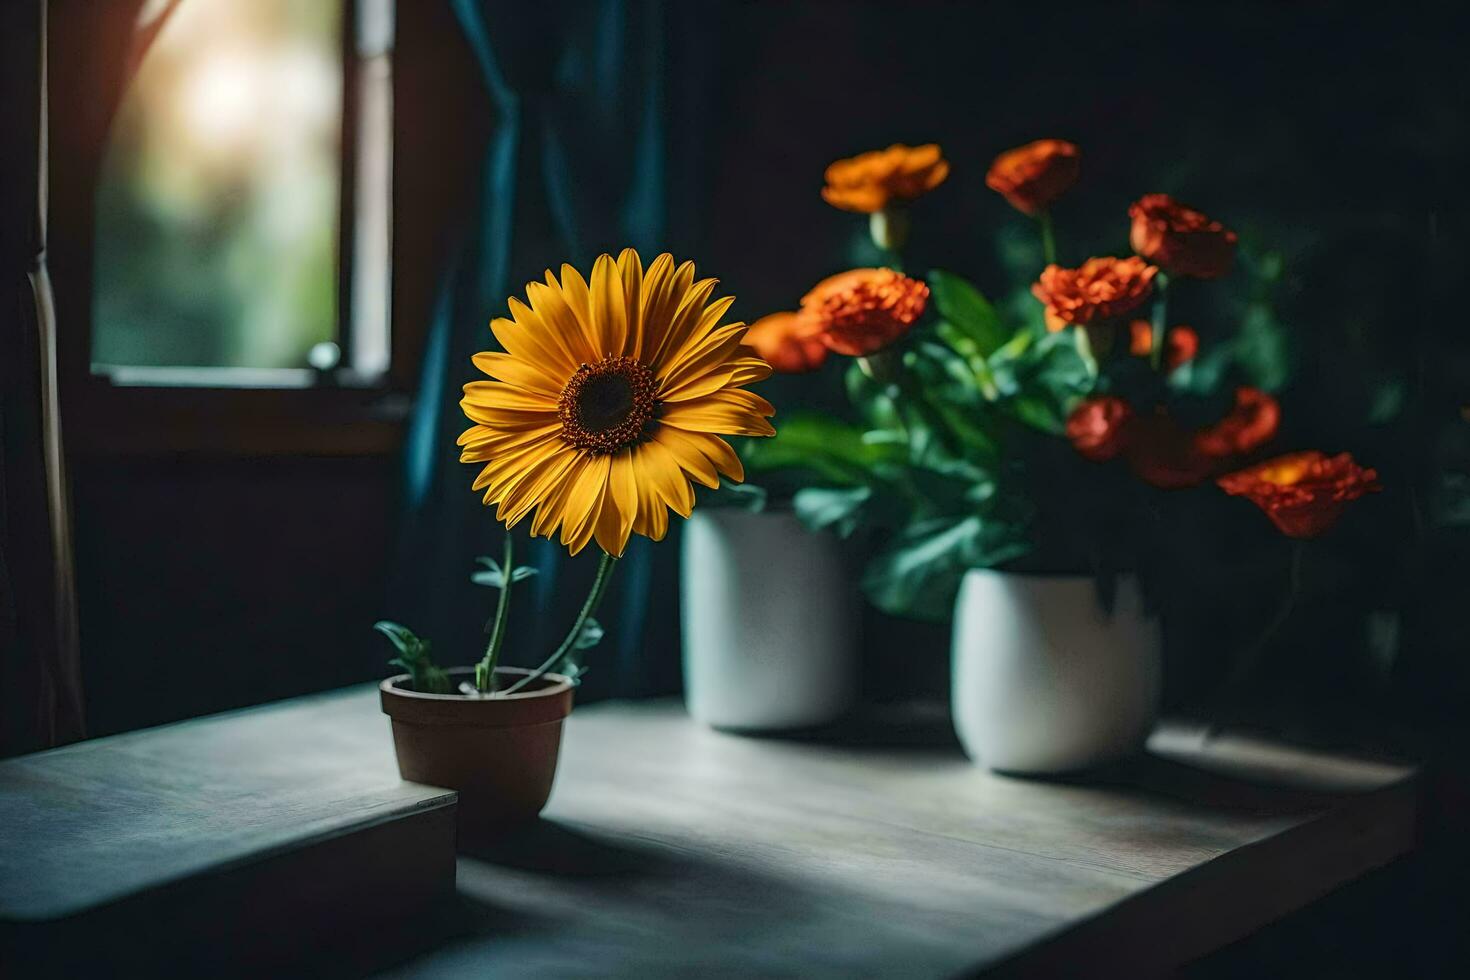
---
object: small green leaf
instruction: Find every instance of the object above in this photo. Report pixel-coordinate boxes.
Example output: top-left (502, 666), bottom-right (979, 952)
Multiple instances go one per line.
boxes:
top-left (1234, 302), bottom-right (1290, 392)
top-left (793, 485), bottom-right (873, 539)
top-left (573, 616), bottom-right (605, 651)
top-left (373, 620), bottom-right (419, 658)
top-left (862, 515), bottom-right (1029, 621)
top-left (929, 270), bottom-right (1007, 356)
top-left (702, 478), bottom-right (768, 512)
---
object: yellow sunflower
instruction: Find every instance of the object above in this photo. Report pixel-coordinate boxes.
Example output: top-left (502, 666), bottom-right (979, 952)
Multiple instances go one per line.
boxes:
top-left (459, 249), bottom-right (776, 558)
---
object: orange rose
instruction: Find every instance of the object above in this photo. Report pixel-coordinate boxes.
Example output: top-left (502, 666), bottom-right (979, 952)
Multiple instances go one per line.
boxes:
top-left (985, 139), bottom-right (1080, 216)
top-left (1032, 257), bottom-right (1158, 332)
top-left (1124, 413), bottom-right (1215, 489)
top-left (1195, 387), bottom-right (1280, 458)
top-left (1067, 396), bottom-right (1133, 462)
top-left (1129, 193), bottom-right (1238, 279)
top-left (744, 311), bottom-right (829, 374)
top-left (821, 143), bottom-right (950, 214)
top-left (1217, 451), bottom-right (1380, 538)
top-left (800, 268), bottom-right (929, 356)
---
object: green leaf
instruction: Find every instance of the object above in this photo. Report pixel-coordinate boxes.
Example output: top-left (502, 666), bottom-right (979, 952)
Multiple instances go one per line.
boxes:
top-left (862, 515), bottom-right (1029, 621)
top-left (994, 330), bottom-right (1094, 434)
top-left (744, 412), bottom-right (899, 484)
top-left (844, 361), bottom-right (903, 433)
top-left (471, 563), bottom-right (538, 589)
top-left (929, 270), bottom-right (1007, 356)
top-left (793, 486), bottom-right (873, 539)
top-left (1234, 302), bottom-right (1290, 391)
top-left (373, 620), bottom-right (420, 659)
top-left (375, 620), bottom-right (449, 693)
top-left (573, 616), bottom-right (605, 651)
top-left (701, 478), bottom-right (768, 512)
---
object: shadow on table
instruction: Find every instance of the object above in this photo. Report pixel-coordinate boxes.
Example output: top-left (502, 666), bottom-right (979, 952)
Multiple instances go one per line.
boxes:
top-left (720, 699), bottom-right (965, 754)
top-left (457, 818), bottom-right (690, 877)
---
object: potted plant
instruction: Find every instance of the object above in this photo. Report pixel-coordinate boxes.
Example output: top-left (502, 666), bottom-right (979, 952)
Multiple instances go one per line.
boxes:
top-left (745, 139), bottom-right (1380, 772)
top-left (377, 249), bottom-right (775, 829)
top-left (679, 144), bottom-right (951, 732)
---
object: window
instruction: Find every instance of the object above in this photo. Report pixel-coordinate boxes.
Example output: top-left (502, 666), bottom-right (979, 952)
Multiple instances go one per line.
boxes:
top-left (91, 0), bottom-right (392, 389)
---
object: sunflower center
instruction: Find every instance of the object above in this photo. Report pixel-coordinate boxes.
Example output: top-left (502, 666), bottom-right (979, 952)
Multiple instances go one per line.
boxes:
top-left (558, 356), bottom-right (659, 455)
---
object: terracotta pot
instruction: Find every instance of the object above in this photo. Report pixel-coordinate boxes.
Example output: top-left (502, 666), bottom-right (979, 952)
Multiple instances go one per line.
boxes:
top-left (380, 666), bottom-right (575, 832)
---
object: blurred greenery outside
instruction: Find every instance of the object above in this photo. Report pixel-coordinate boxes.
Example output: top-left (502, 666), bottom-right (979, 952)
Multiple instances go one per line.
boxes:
top-left (93, 0), bottom-right (343, 371)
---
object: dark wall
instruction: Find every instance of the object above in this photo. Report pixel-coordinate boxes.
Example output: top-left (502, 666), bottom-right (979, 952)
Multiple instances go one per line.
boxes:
top-left (73, 457), bottom-right (395, 736)
top-left (68, 2), bottom-right (1470, 732)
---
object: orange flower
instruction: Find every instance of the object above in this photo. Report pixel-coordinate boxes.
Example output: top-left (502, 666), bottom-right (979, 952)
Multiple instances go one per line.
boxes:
top-left (1165, 326), bottom-right (1199, 370)
top-left (1128, 319), bottom-right (1153, 356)
top-left (985, 139), bottom-right (1080, 216)
top-left (1218, 451), bottom-right (1381, 538)
top-left (1129, 193), bottom-right (1238, 279)
top-left (1127, 321), bottom-right (1199, 371)
top-left (1032, 257), bottom-right (1158, 332)
top-left (745, 311), bottom-right (829, 374)
top-left (800, 268), bottom-right (929, 356)
top-left (1124, 413), bottom-right (1215, 489)
top-left (1067, 396), bottom-right (1133, 462)
top-left (1195, 387), bottom-right (1280, 458)
top-left (821, 143), bottom-right (950, 214)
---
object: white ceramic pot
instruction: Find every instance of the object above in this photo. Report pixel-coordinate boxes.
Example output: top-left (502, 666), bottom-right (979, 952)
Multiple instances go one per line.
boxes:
top-left (681, 508), bottom-right (857, 730)
top-left (951, 569), bottom-right (1161, 773)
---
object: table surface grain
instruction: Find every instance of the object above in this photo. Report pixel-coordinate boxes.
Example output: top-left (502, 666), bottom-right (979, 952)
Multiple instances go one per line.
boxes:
top-left (376, 695), bottom-right (1418, 979)
top-left (0, 687), bottom-right (455, 923)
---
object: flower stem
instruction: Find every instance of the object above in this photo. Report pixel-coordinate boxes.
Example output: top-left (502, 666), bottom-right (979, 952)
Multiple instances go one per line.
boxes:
top-left (1204, 540), bottom-right (1304, 741)
top-left (1150, 273), bottom-right (1171, 372)
top-left (475, 533), bottom-right (515, 693)
top-left (503, 549), bottom-right (618, 694)
top-left (1039, 210), bottom-right (1057, 266)
top-left (869, 207), bottom-right (909, 266)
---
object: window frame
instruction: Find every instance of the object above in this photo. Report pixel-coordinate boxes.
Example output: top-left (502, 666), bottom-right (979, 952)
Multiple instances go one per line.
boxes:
top-left (53, 0), bottom-right (412, 458)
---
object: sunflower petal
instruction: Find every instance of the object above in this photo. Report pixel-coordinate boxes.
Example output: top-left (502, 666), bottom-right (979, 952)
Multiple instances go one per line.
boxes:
top-left (559, 264), bottom-right (594, 342)
top-left (498, 446), bottom-right (580, 528)
top-left (661, 389), bottom-right (777, 437)
top-left (562, 454), bottom-right (612, 556)
top-left (462, 380), bottom-right (558, 413)
top-left (471, 351), bottom-right (565, 397)
top-left (528, 274), bottom-right (600, 365)
top-left (589, 253), bottom-right (629, 359)
top-left (617, 249), bottom-right (644, 357)
top-left (657, 323), bottom-right (747, 400)
top-left (646, 267), bottom-right (709, 370)
top-left (628, 448), bottom-right (669, 541)
top-left (728, 354), bottom-right (774, 386)
top-left (652, 426), bottom-right (721, 489)
top-left (637, 438), bottom-right (694, 519)
top-left (496, 303), bottom-right (579, 378)
top-left (594, 452), bottom-right (638, 557)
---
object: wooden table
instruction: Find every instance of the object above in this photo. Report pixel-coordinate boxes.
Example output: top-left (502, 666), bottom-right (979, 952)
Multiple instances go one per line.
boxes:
top-left (0, 689), bottom-right (457, 976)
top-left (380, 695), bottom-right (1418, 978)
top-left (1, 685), bottom-right (1417, 977)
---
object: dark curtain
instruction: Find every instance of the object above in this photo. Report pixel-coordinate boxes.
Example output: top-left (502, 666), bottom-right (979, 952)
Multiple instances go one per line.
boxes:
top-left (391, 0), bottom-right (713, 698)
top-left (0, 0), bottom-right (84, 756)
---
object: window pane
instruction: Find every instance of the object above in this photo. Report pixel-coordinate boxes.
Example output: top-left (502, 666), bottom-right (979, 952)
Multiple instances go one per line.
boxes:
top-left (93, 0), bottom-right (344, 373)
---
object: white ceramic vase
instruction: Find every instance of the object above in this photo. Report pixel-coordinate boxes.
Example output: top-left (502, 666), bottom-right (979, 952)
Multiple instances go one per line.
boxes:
top-left (681, 508), bottom-right (857, 731)
top-left (950, 569), bottom-right (1161, 773)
